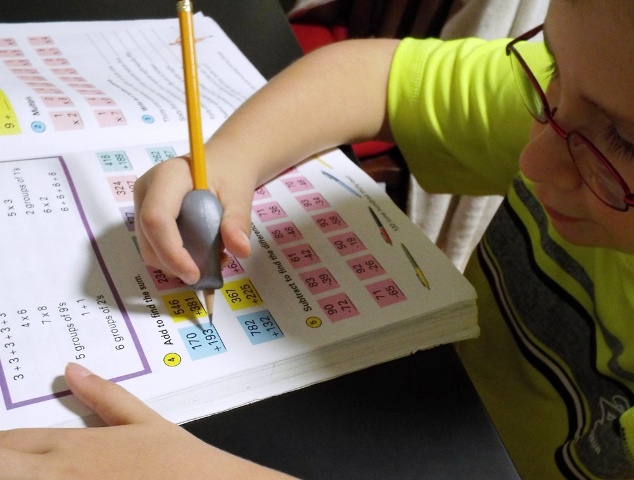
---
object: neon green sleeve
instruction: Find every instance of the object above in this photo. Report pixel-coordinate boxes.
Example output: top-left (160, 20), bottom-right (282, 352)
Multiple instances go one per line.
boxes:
top-left (620, 408), bottom-right (634, 468)
top-left (387, 36), bottom-right (549, 196)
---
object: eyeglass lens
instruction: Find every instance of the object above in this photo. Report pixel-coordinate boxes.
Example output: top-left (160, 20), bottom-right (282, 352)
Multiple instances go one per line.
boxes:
top-left (567, 134), bottom-right (628, 209)
top-left (509, 45), bottom-right (629, 211)
top-left (509, 51), bottom-right (547, 123)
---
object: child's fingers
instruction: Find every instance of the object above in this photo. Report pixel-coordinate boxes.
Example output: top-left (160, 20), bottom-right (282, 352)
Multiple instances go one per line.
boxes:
top-left (134, 158), bottom-right (201, 284)
top-left (134, 155), bottom-right (255, 282)
top-left (64, 363), bottom-right (163, 427)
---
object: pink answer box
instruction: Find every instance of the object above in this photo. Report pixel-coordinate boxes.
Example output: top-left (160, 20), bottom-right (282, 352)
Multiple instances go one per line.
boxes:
top-left (281, 175), bottom-right (313, 193)
top-left (0, 49), bottom-right (24, 58)
top-left (11, 68), bottom-right (38, 74)
top-left (28, 36), bottom-right (53, 46)
top-left (346, 254), bottom-right (386, 280)
top-left (50, 111), bottom-right (84, 130)
top-left (95, 110), bottom-right (127, 127)
top-left (312, 210), bottom-right (347, 233)
top-left (296, 192), bottom-right (330, 212)
top-left (43, 57), bottom-right (70, 66)
top-left (58, 76), bottom-right (87, 83)
top-left (300, 267), bottom-right (339, 295)
top-left (77, 88), bottom-right (105, 95)
top-left (51, 68), bottom-right (78, 75)
top-left (282, 244), bottom-right (320, 269)
top-left (108, 175), bottom-right (136, 202)
top-left (366, 279), bottom-right (407, 308)
top-left (147, 267), bottom-right (186, 291)
top-left (33, 87), bottom-right (63, 94)
top-left (318, 293), bottom-right (359, 322)
top-left (41, 96), bottom-right (74, 107)
top-left (68, 83), bottom-right (96, 90)
top-left (253, 201), bottom-right (287, 222)
top-left (4, 59), bottom-right (31, 67)
top-left (253, 185), bottom-right (271, 200)
top-left (266, 221), bottom-right (303, 245)
top-left (35, 47), bottom-right (62, 56)
top-left (85, 97), bottom-right (116, 107)
top-left (328, 231), bottom-right (367, 256)
top-left (18, 75), bottom-right (46, 82)
top-left (222, 254), bottom-right (245, 278)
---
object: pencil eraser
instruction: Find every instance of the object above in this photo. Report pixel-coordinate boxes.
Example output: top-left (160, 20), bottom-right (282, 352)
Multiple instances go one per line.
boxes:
top-left (176, 189), bottom-right (224, 290)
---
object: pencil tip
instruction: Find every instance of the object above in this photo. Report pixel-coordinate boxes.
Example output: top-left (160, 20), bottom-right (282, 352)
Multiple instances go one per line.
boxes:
top-left (203, 288), bottom-right (215, 319)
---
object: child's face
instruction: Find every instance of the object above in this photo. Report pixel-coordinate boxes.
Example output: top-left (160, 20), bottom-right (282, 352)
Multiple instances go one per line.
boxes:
top-left (519, 0), bottom-right (634, 253)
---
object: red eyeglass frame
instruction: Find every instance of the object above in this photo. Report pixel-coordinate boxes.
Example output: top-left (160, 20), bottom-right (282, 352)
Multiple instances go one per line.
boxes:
top-left (506, 24), bottom-right (634, 212)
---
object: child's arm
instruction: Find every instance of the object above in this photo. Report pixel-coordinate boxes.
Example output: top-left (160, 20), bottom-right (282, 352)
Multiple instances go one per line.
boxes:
top-left (0, 364), bottom-right (295, 479)
top-left (134, 38), bottom-right (400, 285)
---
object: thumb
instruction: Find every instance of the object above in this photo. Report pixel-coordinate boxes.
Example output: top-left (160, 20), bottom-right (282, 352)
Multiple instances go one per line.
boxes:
top-left (65, 362), bottom-right (163, 426)
top-left (215, 179), bottom-right (254, 260)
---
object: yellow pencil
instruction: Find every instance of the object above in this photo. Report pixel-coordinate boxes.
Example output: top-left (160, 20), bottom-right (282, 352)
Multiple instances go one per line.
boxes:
top-left (175, 1), bottom-right (224, 315)
top-left (177, 0), bottom-right (206, 190)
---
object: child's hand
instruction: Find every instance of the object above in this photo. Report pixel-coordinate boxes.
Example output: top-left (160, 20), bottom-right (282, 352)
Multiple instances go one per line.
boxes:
top-left (134, 156), bottom-right (253, 286)
top-left (0, 363), bottom-right (292, 479)
top-left (134, 39), bottom-right (399, 287)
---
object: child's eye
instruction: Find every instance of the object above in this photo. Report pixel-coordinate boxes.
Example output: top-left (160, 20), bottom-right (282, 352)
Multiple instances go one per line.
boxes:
top-left (543, 60), bottom-right (559, 80)
top-left (604, 124), bottom-right (634, 160)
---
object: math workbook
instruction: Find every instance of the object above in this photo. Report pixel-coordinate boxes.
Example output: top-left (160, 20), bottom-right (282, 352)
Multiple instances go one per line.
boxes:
top-left (0, 16), bottom-right (478, 429)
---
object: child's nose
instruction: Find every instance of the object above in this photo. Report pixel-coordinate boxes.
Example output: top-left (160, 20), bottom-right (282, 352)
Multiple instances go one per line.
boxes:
top-left (519, 120), bottom-right (584, 191)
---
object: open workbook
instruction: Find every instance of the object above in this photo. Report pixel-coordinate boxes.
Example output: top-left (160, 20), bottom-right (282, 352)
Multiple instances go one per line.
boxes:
top-left (0, 14), bottom-right (478, 429)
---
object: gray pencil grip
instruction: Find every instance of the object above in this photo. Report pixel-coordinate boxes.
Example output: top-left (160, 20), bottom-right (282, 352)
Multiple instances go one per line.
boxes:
top-left (176, 189), bottom-right (224, 290)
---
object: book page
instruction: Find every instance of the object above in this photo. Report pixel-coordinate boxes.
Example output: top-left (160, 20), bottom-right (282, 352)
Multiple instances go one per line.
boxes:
top-left (0, 14), bottom-right (263, 160)
top-left (0, 143), bottom-right (476, 429)
top-left (0, 17), bottom-right (477, 429)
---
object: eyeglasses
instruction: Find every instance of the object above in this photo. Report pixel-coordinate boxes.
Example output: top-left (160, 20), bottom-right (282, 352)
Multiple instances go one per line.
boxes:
top-left (506, 24), bottom-right (634, 212)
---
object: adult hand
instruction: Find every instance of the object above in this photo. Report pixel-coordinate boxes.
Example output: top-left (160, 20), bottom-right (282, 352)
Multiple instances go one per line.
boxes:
top-left (0, 363), bottom-right (293, 479)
